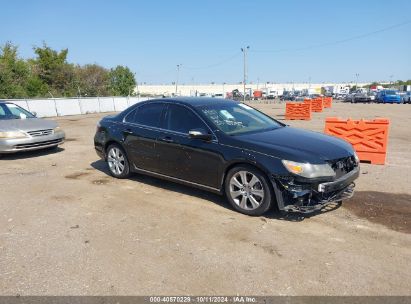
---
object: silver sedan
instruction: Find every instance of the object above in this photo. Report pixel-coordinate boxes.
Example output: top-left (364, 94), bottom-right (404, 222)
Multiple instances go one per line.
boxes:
top-left (0, 101), bottom-right (65, 154)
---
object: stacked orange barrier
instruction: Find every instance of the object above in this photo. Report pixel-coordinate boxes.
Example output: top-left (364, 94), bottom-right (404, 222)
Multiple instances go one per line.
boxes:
top-left (285, 102), bottom-right (311, 120)
top-left (324, 117), bottom-right (390, 165)
top-left (305, 98), bottom-right (323, 112)
top-left (323, 97), bottom-right (332, 108)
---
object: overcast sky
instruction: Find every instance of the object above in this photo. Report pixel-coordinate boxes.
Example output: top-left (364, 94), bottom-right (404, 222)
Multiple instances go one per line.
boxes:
top-left (2, 0), bottom-right (410, 84)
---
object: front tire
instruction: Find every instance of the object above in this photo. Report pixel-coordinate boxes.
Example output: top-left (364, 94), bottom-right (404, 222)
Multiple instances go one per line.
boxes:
top-left (106, 144), bottom-right (130, 178)
top-left (225, 165), bottom-right (273, 216)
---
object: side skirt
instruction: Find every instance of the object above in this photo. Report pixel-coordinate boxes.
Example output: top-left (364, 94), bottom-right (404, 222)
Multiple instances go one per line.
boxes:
top-left (132, 165), bottom-right (222, 195)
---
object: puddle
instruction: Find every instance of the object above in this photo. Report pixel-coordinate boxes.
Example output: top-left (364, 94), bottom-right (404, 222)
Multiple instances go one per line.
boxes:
top-left (343, 191), bottom-right (411, 234)
top-left (65, 172), bottom-right (90, 179)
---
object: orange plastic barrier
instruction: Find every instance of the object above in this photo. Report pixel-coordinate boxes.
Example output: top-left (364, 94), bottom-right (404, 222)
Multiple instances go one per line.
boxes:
top-left (304, 98), bottom-right (323, 112)
top-left (323, 97), bottom-right (332, 108)
top-left (285, 102), bottom-right (311, 120)
top-left (324, 117), bottom-right (390, 165)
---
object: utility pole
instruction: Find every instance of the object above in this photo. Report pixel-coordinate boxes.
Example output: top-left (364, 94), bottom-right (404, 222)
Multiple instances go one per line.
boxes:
top-left (175, 64), bottom-right (182, 96)
top-left (241, 46), bottom-right (250, 102)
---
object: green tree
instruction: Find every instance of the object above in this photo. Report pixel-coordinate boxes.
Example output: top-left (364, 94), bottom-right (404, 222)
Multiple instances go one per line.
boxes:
top-left (0, 42), bottom-right (30, 98)
top-left (109, 65), bottom-right (136, 96)
top-left (32, 43), bottom-right (76, 96)
top-left (76, 64), bottom-right (110, 97)
top-left (25, 75), bottom-right (49, 97)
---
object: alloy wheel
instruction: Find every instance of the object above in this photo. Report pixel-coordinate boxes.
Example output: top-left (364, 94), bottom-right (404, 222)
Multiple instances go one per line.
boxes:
top-left (229, 170), bottom-right (265, 210)
top-left (107, 147), bottom-right (125, 175)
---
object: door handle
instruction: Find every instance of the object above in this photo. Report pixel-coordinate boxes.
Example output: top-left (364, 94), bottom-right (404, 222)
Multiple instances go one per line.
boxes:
top-left (159, 136), bottom-right (174, 143)
top-left (124, 129), bottom-right (133, 135)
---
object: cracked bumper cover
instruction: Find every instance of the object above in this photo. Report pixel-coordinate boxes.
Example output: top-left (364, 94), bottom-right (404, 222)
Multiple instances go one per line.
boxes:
top-left (272, 166), bottom-right (360, 213)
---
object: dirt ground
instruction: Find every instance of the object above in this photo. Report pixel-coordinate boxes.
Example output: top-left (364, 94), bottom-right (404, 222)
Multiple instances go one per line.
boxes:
top-left (0, 101), bottom-right (410, 296)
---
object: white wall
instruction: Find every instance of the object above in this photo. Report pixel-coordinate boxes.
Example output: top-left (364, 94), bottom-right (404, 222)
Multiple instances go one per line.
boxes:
top-left (4, 97), bottom-right (151, 118)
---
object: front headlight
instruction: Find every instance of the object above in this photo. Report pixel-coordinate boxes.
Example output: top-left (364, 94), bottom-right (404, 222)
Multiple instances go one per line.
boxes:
top-left (282, 160), bottom-right (335, 178)
top-left (0, 131), bottom-right (28, 139)
top-left (53, 126), bottom-right (64, 134)
top-left (354, 152), bottom-right (360, 164)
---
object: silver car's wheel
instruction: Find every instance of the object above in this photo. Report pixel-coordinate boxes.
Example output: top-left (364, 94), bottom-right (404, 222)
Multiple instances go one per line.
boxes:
top-left (107, 146), bottom-right (126, 176)
top-left (229, 170), bottom-right (265, 211)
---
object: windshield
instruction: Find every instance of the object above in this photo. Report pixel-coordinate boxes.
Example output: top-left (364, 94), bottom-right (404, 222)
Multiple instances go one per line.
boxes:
top-left (0, 103), bottom-right (35, 120)
top-left (200, 103), bottom-right (282, 135)
top-left (385, 90), bottom-right (397, 95)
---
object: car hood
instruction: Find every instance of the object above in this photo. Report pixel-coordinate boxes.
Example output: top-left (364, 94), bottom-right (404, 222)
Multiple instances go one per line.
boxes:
top-left (228, 126), bottom-right (354, 163)
top-left (0, 118), bottom-right (58, 132)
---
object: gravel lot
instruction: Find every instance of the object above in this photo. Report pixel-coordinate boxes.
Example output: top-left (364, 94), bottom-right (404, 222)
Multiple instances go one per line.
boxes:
top-left (1, 101), bottom-right (410, 295)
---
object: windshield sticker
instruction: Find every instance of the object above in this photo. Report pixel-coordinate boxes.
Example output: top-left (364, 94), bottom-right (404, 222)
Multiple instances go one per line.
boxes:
top-left (220, 110), bottom-right (235, 120)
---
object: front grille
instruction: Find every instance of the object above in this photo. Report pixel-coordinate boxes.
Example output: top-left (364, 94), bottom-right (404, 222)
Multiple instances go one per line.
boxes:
top-left (27, 129), bottom-right (53, 137)
top-left (328, 156), bottom-right (357, 179)
top-left (14, 139), bottom-right (63, 150)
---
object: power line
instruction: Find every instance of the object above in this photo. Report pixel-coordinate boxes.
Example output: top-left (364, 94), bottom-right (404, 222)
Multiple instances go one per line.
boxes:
top-left (251, 19), bottom-right (411, 53)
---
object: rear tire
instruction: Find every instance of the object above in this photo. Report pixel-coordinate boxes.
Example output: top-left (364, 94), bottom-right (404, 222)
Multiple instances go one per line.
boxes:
top-left (225, 165), bottom-right (273, 216)
top-left (106, 144), bottom-right (130, 179)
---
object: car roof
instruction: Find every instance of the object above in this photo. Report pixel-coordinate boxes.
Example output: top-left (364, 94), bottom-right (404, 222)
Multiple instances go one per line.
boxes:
top-left (148, 97), bottom-right (239, 108)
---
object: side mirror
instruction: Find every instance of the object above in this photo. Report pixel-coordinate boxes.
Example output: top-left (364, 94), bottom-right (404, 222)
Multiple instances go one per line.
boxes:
top-left (188, 128), bottom-right (212, 141)
top-left (32, 111), bottom-right (37, 117)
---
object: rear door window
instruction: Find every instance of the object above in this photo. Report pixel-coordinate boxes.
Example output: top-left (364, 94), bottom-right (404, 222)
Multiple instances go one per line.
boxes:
top-left (126, 103), bottom-right (166, 128)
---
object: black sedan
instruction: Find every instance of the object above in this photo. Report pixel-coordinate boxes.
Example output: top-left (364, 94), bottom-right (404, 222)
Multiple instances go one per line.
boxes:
top-left (94, 98), bottom-right (359, 215)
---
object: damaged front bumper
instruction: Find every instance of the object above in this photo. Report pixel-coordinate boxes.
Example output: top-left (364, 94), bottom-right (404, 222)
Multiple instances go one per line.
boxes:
top-left (272, 167), bottom-right (360, 213)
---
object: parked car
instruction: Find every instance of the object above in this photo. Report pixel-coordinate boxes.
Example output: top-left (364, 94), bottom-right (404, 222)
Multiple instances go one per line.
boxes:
top-left (350, 90), bottom-right (373, 103)
top-left (343, 93), bottom-right (354, 102)
top-left (94, 98), bottom-right (359, 215)
top-left (401, 91), bottom-right (411, 103)
top-left (368, 91), bottom-right (376, 102)
top-left (376, 90), bottom-right (402, 103)
top-left (0, 101), bottom-right (65, 154)
top-left (335, 94), bottom-right (348, 100)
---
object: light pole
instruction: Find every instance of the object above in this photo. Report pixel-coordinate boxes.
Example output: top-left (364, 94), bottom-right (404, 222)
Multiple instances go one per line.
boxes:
top-left (241, 46), bottom-right (250, 102)
top-left (389, 75), bottom-right (394, 86)
top-left (175, 64), bottom-right (182, 96)
top-left (355, 73), bottom-right (359, 89)
top-left (222, 82), bottom-right (226, 97)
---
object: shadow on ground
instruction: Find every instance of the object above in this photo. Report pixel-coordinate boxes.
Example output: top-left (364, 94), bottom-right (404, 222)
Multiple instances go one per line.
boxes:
top-left (90, 159), bottom-right (229, 210)
top-left (90, 160), bottom-right (343, 222)
top-left (0, 147), bottom-right (64, 160)
top-left (90, 160), bottom-right (411, 232)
